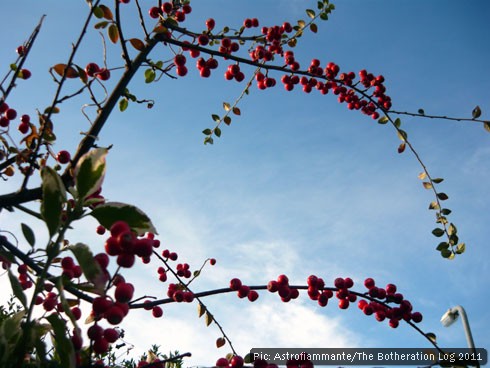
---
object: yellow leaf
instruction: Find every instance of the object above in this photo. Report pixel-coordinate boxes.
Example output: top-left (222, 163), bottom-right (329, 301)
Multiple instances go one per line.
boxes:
top-left (53, 64), bottom-right (79, 78)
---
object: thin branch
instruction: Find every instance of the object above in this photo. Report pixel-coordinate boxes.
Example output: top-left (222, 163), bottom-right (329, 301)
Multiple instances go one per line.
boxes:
top-left (388, 109), bottom-right (489, 125)
top-left (115, 0), bottom-right (132, 66)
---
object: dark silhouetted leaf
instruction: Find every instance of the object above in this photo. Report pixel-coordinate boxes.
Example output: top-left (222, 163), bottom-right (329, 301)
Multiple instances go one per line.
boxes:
top-left (472, 105), bottom-right (481, 119)
top-left (432, 228), bottom-right (445, 237)
top-left (214, 127), bottom-right (221, 137)
top-left (232, 107), bottom-right (241, 115)
top-left (46, 313), bottom-right (76, 367)
top-left (8, 269), bottom-right (27, 308)
top-left (216, 337), bottom-right (226, 348)
top-left (397, 142), bottom-right (406, 153)
top-left (418, 108), bottom-right (425, 115)
top-left (224, 116), bottom-right (231, 125)
top-left (310, 23), bottom-right (318, 33)
top-left (437, 192), bottom-right (449, 201)
top-left (21, 223), bottom-right (35, 247)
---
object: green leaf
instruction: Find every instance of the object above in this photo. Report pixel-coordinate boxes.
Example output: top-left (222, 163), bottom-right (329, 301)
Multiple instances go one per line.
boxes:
top-left (320, 12), bottom-right (329, 20)
top-left (108, 23), bottom-right (119, 44)
top-left (378, 116), bottom-right (389, 124)
top-left (397, 129), bottom-right (407, 141)
top-left (93, 6), bottom-right (104, 19)
top-left (94, 21), bottom-right (109, 29)
top-left (204, 136), bottom-right (214, 145)
top-left (456, 243), bottom-right (466, 254)
top-left (306, 9), bottom-right (316, 18)
top-left (74, 147), bottom-right (108, 201)
top-left (91, 201), bottom-right (157, 236)
top-left (437, 192), bottom-right (449, 201)
top-left (67, 243), bottom-right (104, 293)
top-left (432, 228), bottom-right (445, 237)
top-left (145, 69), bottom-right (156, 83)
top-left (202, 128), bottom-right (212, 135)
top-left (119, 98), bottom-right (129, 112)
top-left (46, 314), bottom-right (76, 368)
top-left (212, 114), bottom-right (221, 122)
top-left (21, 223), bottom-right (35, 247)
top-left (98, 4), bottom-right (114, 20)
top-left (41, 166), bottom-right (66, 237)
top-left (432, 178), bottom-right (444, 184)
top-left (472, 105), bottom-right (481, 119)
top-left (8, 269), bottom-right (27, 308)
top-left (214, 127), bottom-right (222, 137)
top-left (394, 118), bottom-right (401, 128)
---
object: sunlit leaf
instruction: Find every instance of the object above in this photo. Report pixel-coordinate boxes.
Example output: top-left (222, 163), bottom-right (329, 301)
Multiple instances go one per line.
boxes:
top-left (456, 243), bottom-right (466, 254)
top-left (41, 166), bottom-right (66, 237)
top-left (397, 129), bottom-right (407, 141)
top-left (418, 172), bottom-right (427, 180)
top-left (205, 311), bottom-right (213, 326)
top-left (119, 98), bottom-right (128, 112)
top-left (223, 102), bottom-right (231, 111)
top-left (484, 122), bottom-right (490, 133)
top-left (448, 223), bottom-right (457, 236)
top-left (422, 182), bottom-right (432, 189)
top-left (429, 201), bottom-right (439, 210)
top-left (53, 64), bottom-right (79, 78)
top-left (297, 20), bottom-right (306, 28)
top-left (91, 201), bottom-right (157, 235)
top-left (197, 303), bottom-right (206, 318)
top-left (306, 9), bottom-right (316, 18)
top-left (378, 116), bottom-right (389, 124)
top-left (74, 147), bottom-right (108, 201)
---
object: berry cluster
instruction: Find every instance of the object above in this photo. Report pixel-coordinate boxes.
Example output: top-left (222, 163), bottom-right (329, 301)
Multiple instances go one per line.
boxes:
top-left (60, 256), bottom-right (83, 280)
top-left (84, 62), bottom-right (111, 81)
top-left (230, 278), bottom-right (259, 301)
top-left (86, 323), bottom-right (120, 355)
top-left (216, 355), bottom-right (245, 368)
top-left (17, 263), bottom-right (33, 290)
top-left (103, 221), bottom-right (160, 267)
top-left (148, 2), bottom-right (191, 22)
top-left (266, 274), bottom-right (299, 302)
top-left (167, 282), bottom-right (195, 303)
top-left (358, 278), bottom-right (422, 328)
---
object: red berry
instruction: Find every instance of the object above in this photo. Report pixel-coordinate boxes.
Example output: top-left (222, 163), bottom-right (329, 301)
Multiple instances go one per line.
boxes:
top-left (209, 258), bottom-right (216, 265)
top-left (161, 2), bottom-right (172, 14)
top-left (388, 318), bottom-right (399, 328)
top-left (5, 108), bottom-right (17, 120)
top-left (61, 256), bottom-right (75, 270)
top-left (88, 324), bottom-right (104, 340)
top-left (338, 299), bottom-right (350, 309)
top-left (16, 45), bottom-right (26, 55)
top-left (115, 282), bottom-right (134, 303)
top-left (93, 337), bottom-right (109, 354)
top-left (267, 280), bottom-right (279, 292)
top-left (206, 18), bottom-right (215, 31)
top-left (216, 358), bottom-right (229, 367)
top-left (85, 63), bottom-right (100, 77)
top-left (237, 285), bottom-right (250, 298)
top-left (231, 356), bottom-right (244, 368)
top-left (71, 306), bottom-right (82, 320)
top-left (96, 225), bottom-right (106, 235)
top-left (20, 69), bottom-right (31, 79)
top-left (57, 150), bottom-right (71, 164)
top-left (0, 117), bottom-right (9, 127)
top-left (198, 34), bottom-right (209, 46)
top-left (169, 252), bottom-right (178, 261)
top-left (277, 274), bottom-right (289, 285)
top-left (182, 4), bottom-right (192, 14)
top-left (92, 297), bottom-right (113, 315)
top-left (248, 290), bottom-right (259, 302)
top-left (97, 68), bottom-right (110, 81)
top-left (104, 328), bottom-right (119, 343)
top-left (364, 277), bottom-right (375, 289)
top-left (105, 305), bottom-right (125, 325)
top-left (411, 312), bottom-right (423, 323)
top-left (149, 6), bottom-right (161, 19)
top-left (117, 253), bottom-right (135, 268)
top-left (229, 278), bottom-right (242, 291)
top-left (334, 277), bottom-right (345, 289)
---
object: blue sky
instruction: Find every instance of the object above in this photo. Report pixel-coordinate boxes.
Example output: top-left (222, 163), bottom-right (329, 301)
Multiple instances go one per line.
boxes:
top-left (1, 0), bottom-right (489, 366)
